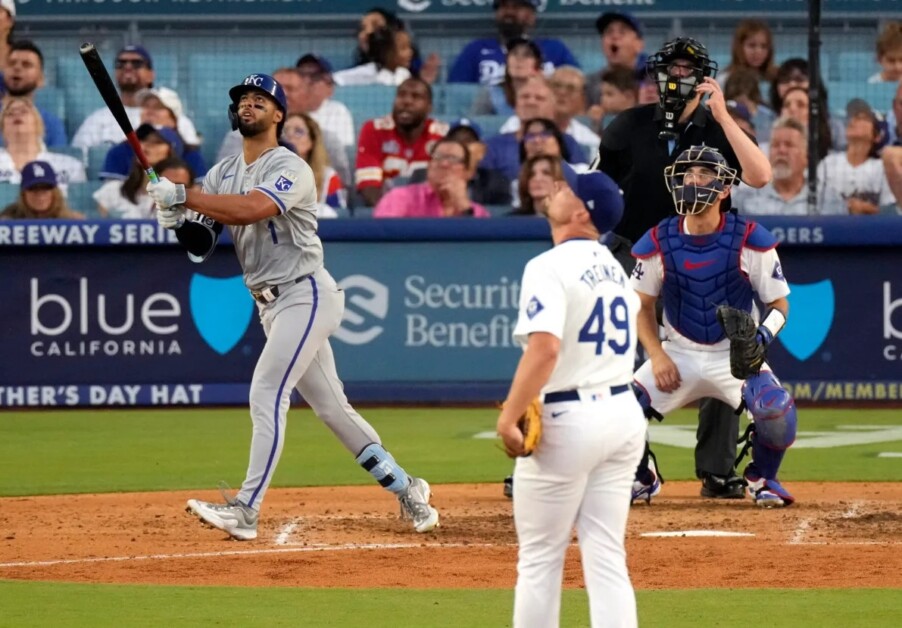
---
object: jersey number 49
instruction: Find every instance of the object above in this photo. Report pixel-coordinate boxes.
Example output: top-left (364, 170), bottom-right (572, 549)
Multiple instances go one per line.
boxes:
top-left (578, 296), bottom-right (631, 356)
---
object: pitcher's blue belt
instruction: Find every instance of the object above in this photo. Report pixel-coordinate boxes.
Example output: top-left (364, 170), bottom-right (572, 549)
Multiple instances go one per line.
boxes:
top-left (544, 384), bottom-right (631, 404)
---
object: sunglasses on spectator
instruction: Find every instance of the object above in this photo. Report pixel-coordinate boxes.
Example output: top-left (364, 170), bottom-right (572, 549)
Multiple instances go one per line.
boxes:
top-left (285, 127), bottom-right (309, 138)
top-left (550, 81), bottom-right (582, 93)
top-left (430, 153), bottom-right (466, 165)
top-left (116, 58), bottom-right (149, 69)
top-left (299, 70), bottom-right (331, 84)
top-left (525, 131), bottom-right (553, 142)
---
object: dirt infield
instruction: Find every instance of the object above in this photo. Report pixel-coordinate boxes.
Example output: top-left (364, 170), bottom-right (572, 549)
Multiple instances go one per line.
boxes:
top-left (1, 482), bottom-right (901, 589)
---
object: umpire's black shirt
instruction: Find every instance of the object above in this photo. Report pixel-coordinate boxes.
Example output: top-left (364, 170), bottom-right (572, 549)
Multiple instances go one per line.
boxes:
top-left (596, 103), bottom-right (744, 243)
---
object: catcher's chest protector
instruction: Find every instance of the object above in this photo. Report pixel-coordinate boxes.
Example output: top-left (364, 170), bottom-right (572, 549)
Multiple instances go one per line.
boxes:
top-left (659, 214), bottom-right (753, 343)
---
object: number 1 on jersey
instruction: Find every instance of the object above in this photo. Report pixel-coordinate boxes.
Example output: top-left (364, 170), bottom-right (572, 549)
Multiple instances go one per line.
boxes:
top-left (578, 296), bottom-right (630, 355)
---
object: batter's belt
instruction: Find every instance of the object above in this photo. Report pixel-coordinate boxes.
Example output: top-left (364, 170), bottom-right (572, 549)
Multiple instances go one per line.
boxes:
top-left (250, 274), bottom-right (311, 304)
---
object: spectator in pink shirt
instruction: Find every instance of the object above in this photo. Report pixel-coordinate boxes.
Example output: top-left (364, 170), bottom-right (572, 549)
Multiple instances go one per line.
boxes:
top-left (374, 139), bottom-right (490, 217)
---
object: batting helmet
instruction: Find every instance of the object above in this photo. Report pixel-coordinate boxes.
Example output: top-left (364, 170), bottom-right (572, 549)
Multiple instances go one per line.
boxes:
top-left (664, 145), bottom-right (737, 215)
top-left (228, 73), bottom-right (288, 135)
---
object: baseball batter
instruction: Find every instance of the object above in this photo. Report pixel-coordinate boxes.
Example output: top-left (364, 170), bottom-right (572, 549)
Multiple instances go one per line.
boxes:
top-left (630, 145), bottom-right (797, 507)
top-left (497, 169), bottom-right (645, 628)
top-left (146, 73), bottom-right (438, 540)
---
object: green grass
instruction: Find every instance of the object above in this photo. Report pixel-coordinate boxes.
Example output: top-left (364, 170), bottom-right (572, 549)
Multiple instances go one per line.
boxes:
top-left (1, 408), bottom-right (900, 625)
top-left (0, 582), bottom-right (899, 627)
top-left (1, 408), bottom-right (900, 496)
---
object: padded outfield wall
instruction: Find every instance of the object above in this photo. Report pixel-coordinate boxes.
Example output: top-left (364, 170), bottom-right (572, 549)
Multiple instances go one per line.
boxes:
top-left (0, 217), bottom-right (900, 407)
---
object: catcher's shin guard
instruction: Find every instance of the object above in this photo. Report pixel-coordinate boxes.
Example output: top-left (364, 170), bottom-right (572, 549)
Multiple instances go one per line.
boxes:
top-left (742, 372), bottom-right (797, 478)
top-left (632, 440), bottom-right (663, 504)
top-left (355, 443), bottom-right (410, 494)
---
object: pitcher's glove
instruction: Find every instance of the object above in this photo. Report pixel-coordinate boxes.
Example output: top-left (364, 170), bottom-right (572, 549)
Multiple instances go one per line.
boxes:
top-left (517, 397), bottom-right (543, 457)
top-left (717, 305), bottom-right (765, 380)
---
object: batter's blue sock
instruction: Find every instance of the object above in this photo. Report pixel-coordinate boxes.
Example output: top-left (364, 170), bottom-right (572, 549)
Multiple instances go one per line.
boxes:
top-left (355, 443), bottom-right (411, 494)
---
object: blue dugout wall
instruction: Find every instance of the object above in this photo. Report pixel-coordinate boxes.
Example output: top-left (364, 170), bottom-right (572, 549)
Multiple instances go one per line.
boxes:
top-left (0, 217), bottom-right (900, 407)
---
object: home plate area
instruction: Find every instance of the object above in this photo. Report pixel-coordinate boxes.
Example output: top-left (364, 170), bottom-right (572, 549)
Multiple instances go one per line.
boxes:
top-left (0, 482), bottom-right (900, 589)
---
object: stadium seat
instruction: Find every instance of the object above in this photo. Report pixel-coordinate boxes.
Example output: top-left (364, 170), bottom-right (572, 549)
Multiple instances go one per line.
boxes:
top-left (837, 51), bottom-right (878, 82)
top-left (469, 114), bottom-right (509, 138)
top-left (86, 145), bottom-right (111, 180)
top-left (65, 181), bottom-right (105, 217)
top-left (49, 146), bottom-right (87, 168)
top-left (826, 81), bottom-right (898, 115)
top-left (438, 83), bottom-right (481, 117)
top-left (0, 182), bottom-right (18, 210)
top-left (335, 84), bottom-right (397, 122)
top-left (34, 87), bottom-right (66, 123)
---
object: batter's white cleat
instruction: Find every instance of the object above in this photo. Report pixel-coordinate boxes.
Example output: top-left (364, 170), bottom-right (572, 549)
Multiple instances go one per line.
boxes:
top-left (186, 493), bottom-right (259, 541)
top-left (398, 477), bottom-right (439, 533)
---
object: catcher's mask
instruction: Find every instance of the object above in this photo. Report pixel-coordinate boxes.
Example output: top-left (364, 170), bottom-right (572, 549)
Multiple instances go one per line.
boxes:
top-left (646, 37), bottom-right (717, 140)
top-left (664, 145), bottom-right (737, 215)
top-left (228, 73), bottom-right (287, 136)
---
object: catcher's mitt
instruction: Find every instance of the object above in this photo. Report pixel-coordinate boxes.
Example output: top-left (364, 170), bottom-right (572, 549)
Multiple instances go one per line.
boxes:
top-left (716, 305), bottom-right (765, 380)
top-left (518, 397), bottom-right (543, 456)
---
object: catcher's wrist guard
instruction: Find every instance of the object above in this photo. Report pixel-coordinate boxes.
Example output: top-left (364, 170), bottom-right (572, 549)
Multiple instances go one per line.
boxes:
top-left (758, 309), bottom-right (786, 346)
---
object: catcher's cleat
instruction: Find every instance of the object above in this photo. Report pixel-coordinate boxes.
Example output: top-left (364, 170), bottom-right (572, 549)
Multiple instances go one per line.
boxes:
top-left (631, 470), bottom-right (661, 505)
top-left (700, 472), bottom-right (746, 499)
top-left (744, 469), bottom-right (794, 507)
top-left (186, 488), bottom-right (259, 541)
top-left (399, 477), bottom-right (440, 533)
top-left (503, 475), bottom-right (513, 499)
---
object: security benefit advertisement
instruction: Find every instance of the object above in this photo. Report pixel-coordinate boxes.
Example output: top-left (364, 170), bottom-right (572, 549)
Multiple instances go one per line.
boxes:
top-left (324, 241), bottom-right (545, 381)
top-left (0, 239), bottom-right (547, 407)
top-left (766, 247), bottom-right (902, 403)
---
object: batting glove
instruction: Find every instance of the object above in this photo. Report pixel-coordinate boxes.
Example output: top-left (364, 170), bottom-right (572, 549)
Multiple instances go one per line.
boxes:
top-left (157, 205), bottom-right (186, 230)
top-left (146, 177), bottom-right (186, 209)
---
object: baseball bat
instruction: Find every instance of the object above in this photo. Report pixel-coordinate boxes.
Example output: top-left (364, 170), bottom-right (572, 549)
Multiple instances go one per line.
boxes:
top-left (79, 42), bottom-right (159, 183)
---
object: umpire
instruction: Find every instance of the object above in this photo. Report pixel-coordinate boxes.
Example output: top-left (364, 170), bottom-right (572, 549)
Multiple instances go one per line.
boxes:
top-left (594, 36), bottom-right (772, 498)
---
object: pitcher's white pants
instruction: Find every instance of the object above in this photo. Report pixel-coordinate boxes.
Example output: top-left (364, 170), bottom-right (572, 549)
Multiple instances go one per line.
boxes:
top-left (513, 387), bottom-right (646, 628)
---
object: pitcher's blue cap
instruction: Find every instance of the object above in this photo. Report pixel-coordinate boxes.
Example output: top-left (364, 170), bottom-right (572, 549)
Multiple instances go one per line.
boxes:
top-left (562, 163), bottom-right (624, 234)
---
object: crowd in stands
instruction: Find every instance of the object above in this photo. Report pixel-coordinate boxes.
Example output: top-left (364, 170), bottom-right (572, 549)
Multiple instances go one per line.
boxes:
top-left (0, 0), bottom-right (900, 223)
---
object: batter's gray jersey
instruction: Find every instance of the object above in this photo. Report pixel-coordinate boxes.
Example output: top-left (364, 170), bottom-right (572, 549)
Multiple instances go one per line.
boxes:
top-left (203, 146), bottom-right (323, 290)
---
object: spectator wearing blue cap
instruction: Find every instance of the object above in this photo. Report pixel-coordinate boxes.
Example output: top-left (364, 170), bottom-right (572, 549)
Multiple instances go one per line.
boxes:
top-left (2, 40), bottom-right (67, 147)
top-left (72, 45), bottom-right (154, 150)
top-left (585, 12), bottom-right (647, 110)
top-left (449, 0), bottom-right (579, 86)
top-left (295, 56), bottom-right (356, 164)
top-left (101, 88), bottom-right (206, 182)
top-left (72, 45), bottom-right (197, 157)
top-left (1, 160), bottom-right (84, 220)
top-left (93, 124), bottom-right (184, 219)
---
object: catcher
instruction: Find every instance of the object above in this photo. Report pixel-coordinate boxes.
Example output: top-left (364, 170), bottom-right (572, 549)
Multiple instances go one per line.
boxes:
top-left (629, 145), bottom-right (797, 507)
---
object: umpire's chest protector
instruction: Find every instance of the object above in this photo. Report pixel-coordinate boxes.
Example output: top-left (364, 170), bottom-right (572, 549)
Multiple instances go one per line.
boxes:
top-left (644, 213), bottom-right (755, 344)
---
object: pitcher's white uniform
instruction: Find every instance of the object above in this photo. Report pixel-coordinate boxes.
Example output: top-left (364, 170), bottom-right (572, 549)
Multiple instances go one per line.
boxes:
top-left (512, 239), bottom-right (646, 628)
top-left (630, 239), bottom-right (790, 413)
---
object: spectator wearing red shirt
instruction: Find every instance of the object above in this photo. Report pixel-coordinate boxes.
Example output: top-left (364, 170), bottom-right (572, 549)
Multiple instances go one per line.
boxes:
top-left (355, 77), bottom-right (448, 206)
top-left (374, 139), bottom-right (489, 218)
